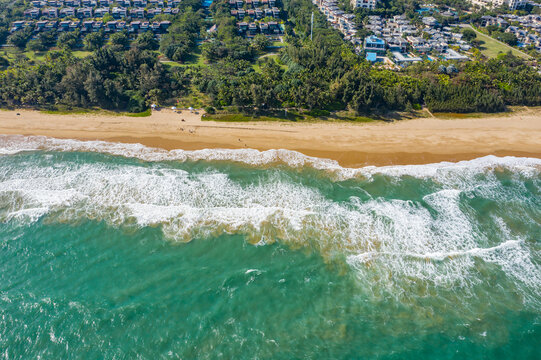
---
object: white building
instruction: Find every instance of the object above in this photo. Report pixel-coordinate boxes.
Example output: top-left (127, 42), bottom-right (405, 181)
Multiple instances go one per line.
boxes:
top-left (350, 0), bottom-right (378, 10)
top-left (470, 0), bottom-right (526, 10)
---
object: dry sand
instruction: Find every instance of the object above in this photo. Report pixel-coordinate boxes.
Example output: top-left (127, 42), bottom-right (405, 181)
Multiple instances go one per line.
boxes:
top-left (1, 108), bottom-right (540, 167)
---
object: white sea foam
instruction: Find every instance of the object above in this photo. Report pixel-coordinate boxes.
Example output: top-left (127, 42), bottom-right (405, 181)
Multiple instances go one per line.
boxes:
top-left (1, 135), bottom-right (541, 181)
top-left (0, 135), bottom-right (540, 304)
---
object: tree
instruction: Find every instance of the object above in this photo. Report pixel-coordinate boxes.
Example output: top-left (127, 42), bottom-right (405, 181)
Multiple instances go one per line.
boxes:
top-left (133, 31), bottom-right (158, 51)
top-left (26, 39), bottom-right (46, 52)
top-left (57, 31), bottom-right (79, 50)
top-left (0, 55), bottom-right (9, 68)
top-left (462, 28), bottom-right (477, 42)
top-left (495, 32), bottom-right (518, 46)
top-left (9, 28), bottom-right (33, 49)
top-left (252, 34), bottom-right (270, 51)
top-left (110, 31), bottom-right (129, 48)
top-left (84, 31), bottom-right (105, 51)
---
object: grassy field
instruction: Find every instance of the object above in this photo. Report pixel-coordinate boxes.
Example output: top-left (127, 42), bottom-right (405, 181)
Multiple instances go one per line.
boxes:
top-left (1, 48), bottom-right (92, 63)
top-left (204, 113), bottom-right (301, 122)
top-left (253, 54), bottom-right (288, 73)
top-left (160, 47), bottom-right (206, 68)
top-left (72, 50), bottom-right (92, 59)
top-left (40, 107), bottom-right (152, 117)
top-left (433, 106), bottom-right (538, 119)
top-left (467, 25), bottom-right (531, 59)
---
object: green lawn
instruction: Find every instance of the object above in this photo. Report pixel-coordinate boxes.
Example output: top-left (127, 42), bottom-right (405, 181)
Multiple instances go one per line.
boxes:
top-left (160, 47), bottom-right (206, 67)
top-left (467, 25), bottom-right (531, 59)
top-left (72, 50), bottom-right (92, 59)
top-left (253, 54), bottom-right (288, 73)
top-left (1, 48), bottom-right (92, 63)
top-left (1, 48), bottom-right (46, 62)
top-left (40, 107), bottom-right (151, 117)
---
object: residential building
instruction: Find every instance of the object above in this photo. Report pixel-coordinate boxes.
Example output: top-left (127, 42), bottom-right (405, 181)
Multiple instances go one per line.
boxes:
top-left (470, 0), bottom-right (526, 10)
top-left (351, 0), bottom-right (377, 9)
top-left (364, 35), bottom-right (386, 54)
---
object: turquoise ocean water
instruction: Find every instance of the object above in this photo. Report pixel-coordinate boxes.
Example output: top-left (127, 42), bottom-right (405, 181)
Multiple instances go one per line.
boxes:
top-left (0, 135), bottom-right (540, 359)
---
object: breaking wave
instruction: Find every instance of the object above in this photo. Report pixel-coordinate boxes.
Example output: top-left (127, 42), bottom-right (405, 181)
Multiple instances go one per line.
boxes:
top-left (1, 135), bottom-right (540, 304)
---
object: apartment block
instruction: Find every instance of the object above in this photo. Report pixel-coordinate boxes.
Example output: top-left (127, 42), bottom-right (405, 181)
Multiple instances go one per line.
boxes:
top-left (470, 0), bottom-right (526, 10)
top-left (350, 0), bottom-right (377, 9)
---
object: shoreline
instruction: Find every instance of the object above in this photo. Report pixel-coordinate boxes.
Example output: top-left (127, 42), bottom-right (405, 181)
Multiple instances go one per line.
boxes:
top-left (1, 108), bottom-right (540, 167)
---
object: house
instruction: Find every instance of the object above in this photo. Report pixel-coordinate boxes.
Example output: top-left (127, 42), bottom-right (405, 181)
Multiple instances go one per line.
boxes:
top-left (147, 8), bottom-right (163, 17)
top-left (81, 20), bottom-right (94, 32)
top-left (112, 7), bottom-right (128, 19)
top-left (105, 21), bottom-right (118, 32)
top-left (65, 0), bottom-right (81, 6)
top-left (159, 21), bottom-right (171, 31)
top-left (407, 36), bottom-right (431, 52)
top-left (118, 0), bottom-right (131, 6)
top-left (237, 21), bottom-right (248, 33)
top-left (24, 8), bottom-right (41, 19)
top-left (42, 8), bottom-right (58, 18)
top-left (69, 20), bottom-right (80, 31)
top-left (30, 1), bottom-right (46, 7)
top-left (422, 16), bottom-right (438, 27)
top-left (443, 49), bottom-right (469, 61)
top-left (92, 21), bottom-right (103, 32)
top-left (268, 21), bottom-right (281, 34)
top-left (76, 7), bottom-right (93, 18)
top-left (480, 15), bottom-right (494, 27)
top-left (81, 0), bottom-right (97, 6)
top-left (130, 8), bottom-right (145, 18)
top-left (133, 0), bottom-right (148, 7)
top-left (129, 21), bottom-right (141, 32)
top-left (140, 21), bottom-right (150, 32)
top-left (59, 7), bottom-right (76, 18)
top-left (94, 8), bottom-right (110, 17)
top-left (247, 22), bottom-right (258, 36)
top-left (43, 21), bottom-right (57, 31)
top-left (58, 20), bottom-right (71, 31)
top-left (148, 0), bottom-right (165, 7)
top-left (392, 51), bottom-right (422, 65)
top-left (364, 35), bottom-right (386, 54)
top-left (35, 20), bottom-right (49, 32)
top-left (387, 37), bottom-right (408, 52)
top-left (99, 0), bottom-right (113, 6)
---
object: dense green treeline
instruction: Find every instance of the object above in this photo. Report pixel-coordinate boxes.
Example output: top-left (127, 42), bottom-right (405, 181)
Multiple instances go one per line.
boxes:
top-left (0, 0), bottom-right (540, 114)
top-left (0, 49), bottom-right (186, 111)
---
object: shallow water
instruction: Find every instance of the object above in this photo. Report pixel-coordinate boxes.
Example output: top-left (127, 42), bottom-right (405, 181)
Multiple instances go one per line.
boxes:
top-left (1, 136), bottom-right (540, 359)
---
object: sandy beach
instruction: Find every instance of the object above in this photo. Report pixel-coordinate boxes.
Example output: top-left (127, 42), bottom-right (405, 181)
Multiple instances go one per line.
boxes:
top-left (1, 108), bottom-right (540, 167)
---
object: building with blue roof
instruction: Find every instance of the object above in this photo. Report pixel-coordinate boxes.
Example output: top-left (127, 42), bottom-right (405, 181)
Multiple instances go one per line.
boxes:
top-left (364, 35), bottom-right (386, 55)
